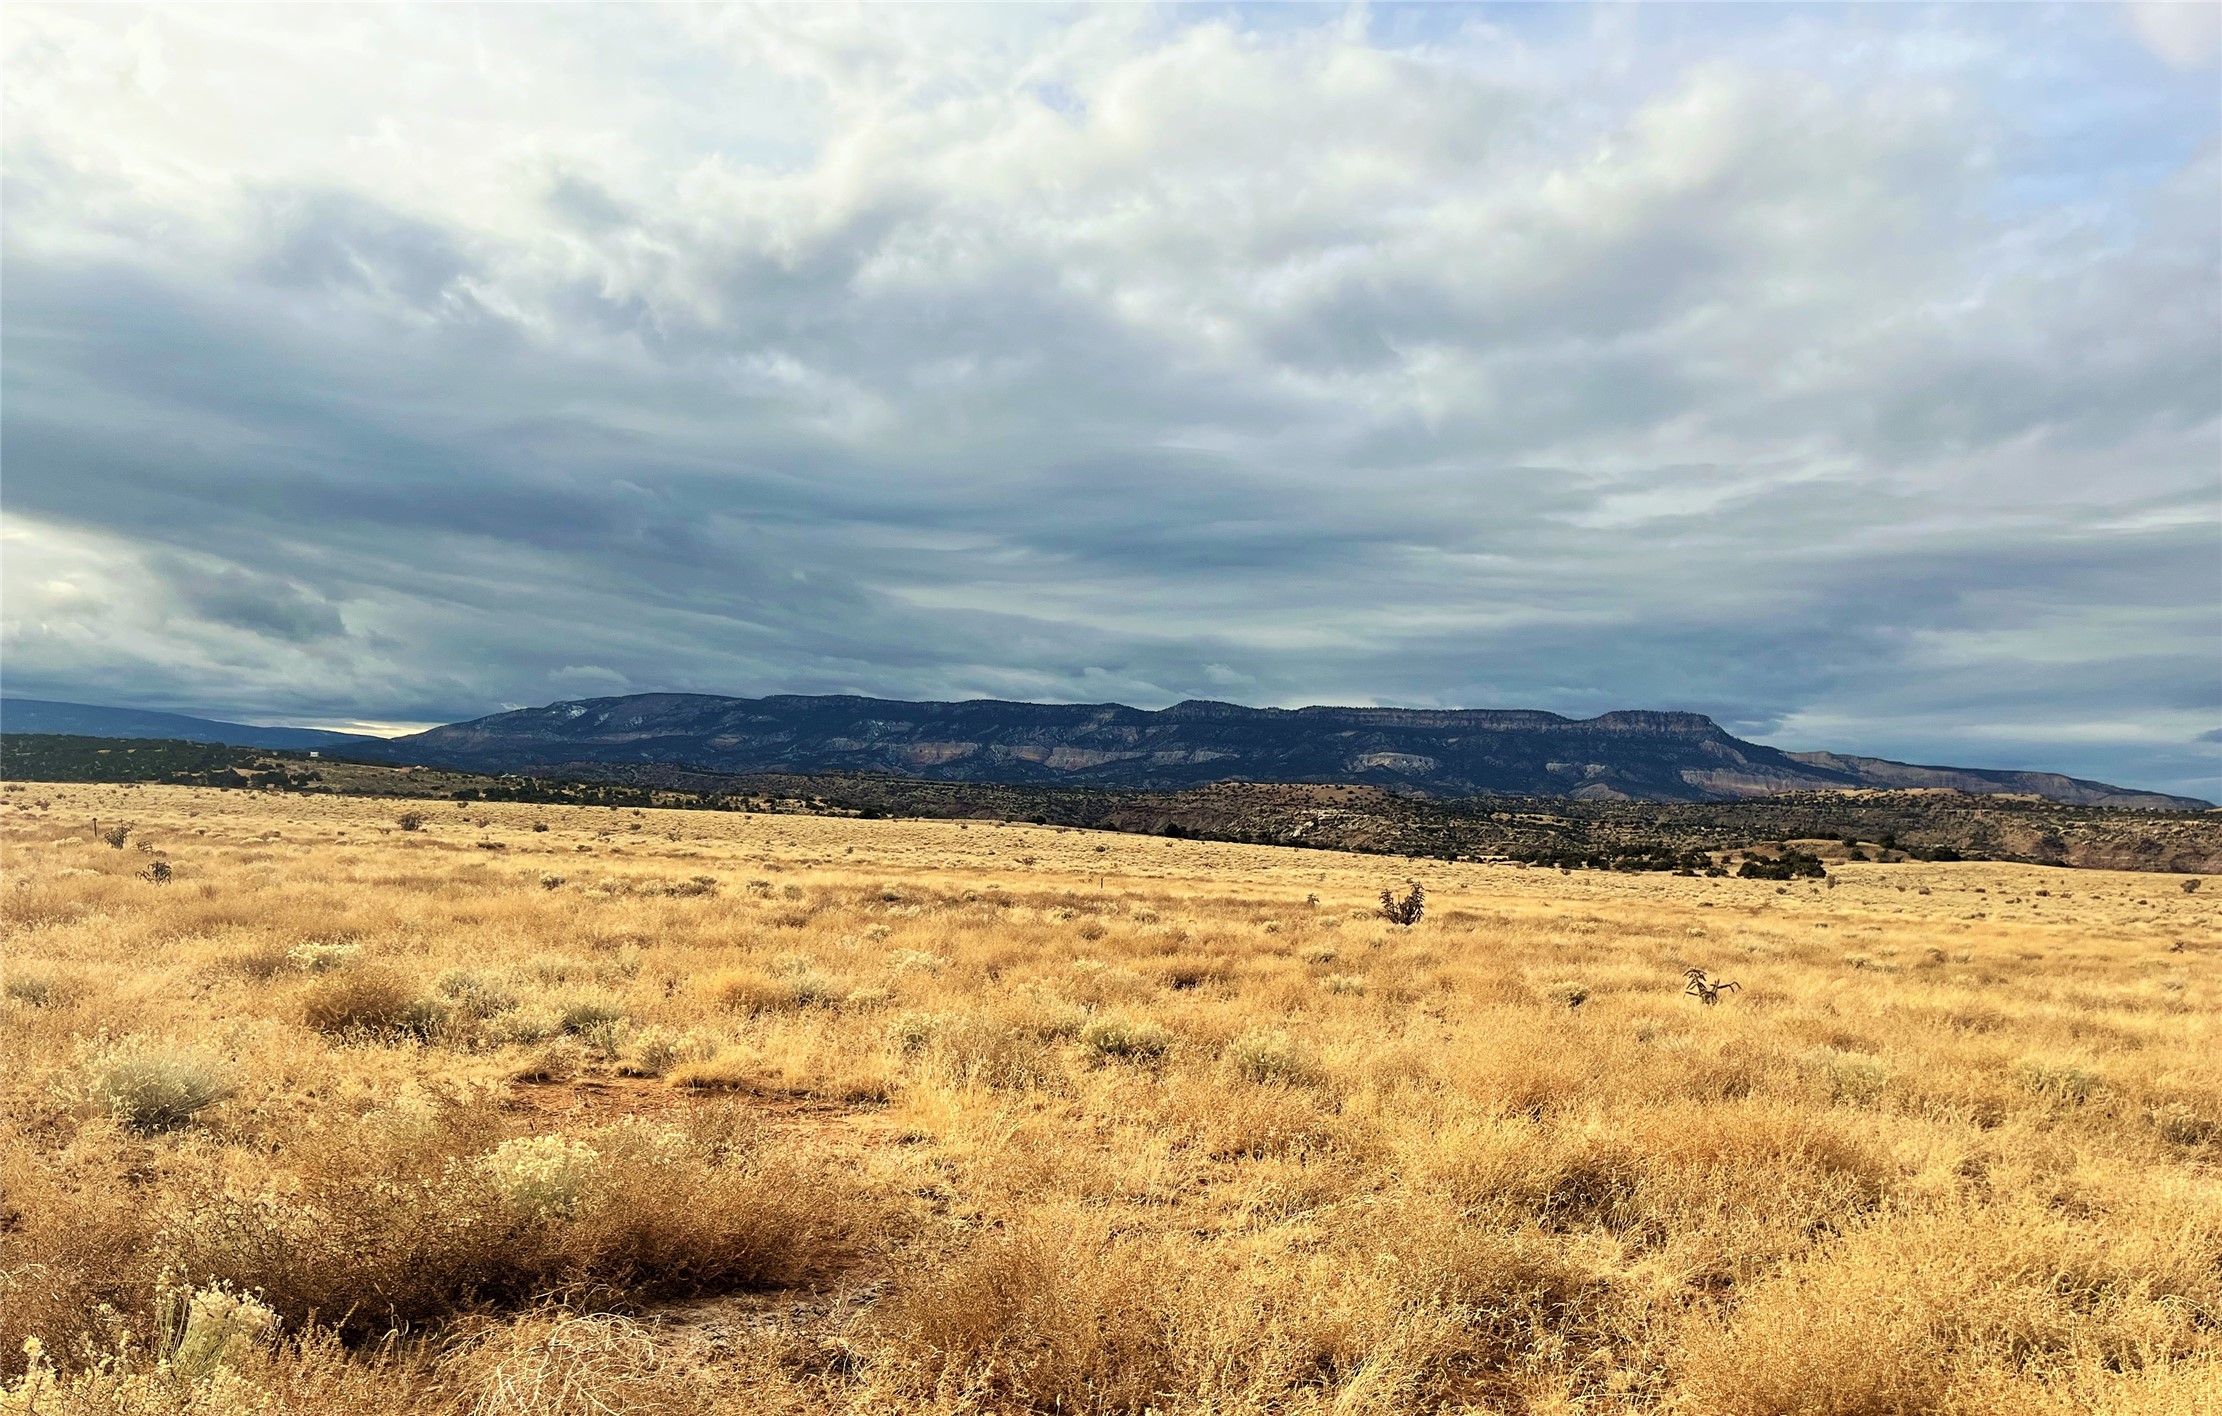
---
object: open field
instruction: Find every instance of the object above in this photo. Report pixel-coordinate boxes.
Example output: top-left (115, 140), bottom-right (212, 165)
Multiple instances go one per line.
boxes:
top-left (10, 732), bottom-right (2221, 875)
top-left (4, 782), bottom-right (2219, 1414)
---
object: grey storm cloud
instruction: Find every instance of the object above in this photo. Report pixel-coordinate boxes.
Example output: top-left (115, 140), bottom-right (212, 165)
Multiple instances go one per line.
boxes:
top-left (1, 4), bottom-right (2216, 796)
top-left (152, 555), bottom-right (347, 645)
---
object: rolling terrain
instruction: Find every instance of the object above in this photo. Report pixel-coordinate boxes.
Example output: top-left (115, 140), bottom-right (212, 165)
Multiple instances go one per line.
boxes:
top-left (8, 732), bottom-right (2218, 874)
top-left (0, 698), bottom-right (384, 752)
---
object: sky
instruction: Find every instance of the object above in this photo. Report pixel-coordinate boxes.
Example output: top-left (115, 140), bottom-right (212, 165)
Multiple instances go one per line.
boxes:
top-left (2, 3), bottom-right (2217, 796)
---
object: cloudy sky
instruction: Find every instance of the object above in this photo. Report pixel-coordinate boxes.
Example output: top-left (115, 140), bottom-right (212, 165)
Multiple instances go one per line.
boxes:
top-left (3, 4), bottom-right (2217, 796)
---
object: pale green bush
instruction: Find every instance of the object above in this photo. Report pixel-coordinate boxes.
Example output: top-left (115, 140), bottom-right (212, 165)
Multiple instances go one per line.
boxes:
top-left (2016, 1058), bottom-right (2099, 1104)
top-left (71, 1040), bottom-right (231, 1134)
top-left (1804, 1047), bottom-right (1892, 1105)
top-left (160, 1280), bottom-right (278, 1378)
top-left (555, 995), bottom-right (625, 1035)
top-left (487, 1006), bottom-right (564, 1046)
top-left (1079, 1015), bottom-right (1171, 1063)
top-left (435, 968), bottom-right (518, 1018)
top-left (516, 1036), bottom-right (585, 1083)
top-left (1223, 1029), bottom-right (1318, 1086)
top-left (578, 1017), bottom-right (631, 1062)
top-left (4, 971), bottom-right (75, 1007)
top-left (887, 1010), bottom-right (952, 1054)
top-left (401, 995), bottom-right (452, 1041)
top-left (286, 940), bottom-right (361, 972)
top-left (624, 1027), bottom-right (717, 1077)
top-left (483, 1135), bottom-right (600, 1221)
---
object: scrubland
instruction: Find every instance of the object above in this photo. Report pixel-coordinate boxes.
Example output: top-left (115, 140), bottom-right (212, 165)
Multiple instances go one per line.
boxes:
top-left (2, 781), bottom-right (2218, 1415)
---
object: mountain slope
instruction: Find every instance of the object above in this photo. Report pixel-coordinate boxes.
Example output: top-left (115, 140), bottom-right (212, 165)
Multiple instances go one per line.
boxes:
top-left (0, 699), bottom-right (383, 753)
top-left (389, 692), bottom-right (2212, 809)
top-left (1781, 751), bottom-right (2203, 813)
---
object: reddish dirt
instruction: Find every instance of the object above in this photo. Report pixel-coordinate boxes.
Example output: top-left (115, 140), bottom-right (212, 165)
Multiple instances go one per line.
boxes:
top-left (503, 1073), bottom-right (899, 1139)
top-left (503, 1074), bottom-right (699, 1126)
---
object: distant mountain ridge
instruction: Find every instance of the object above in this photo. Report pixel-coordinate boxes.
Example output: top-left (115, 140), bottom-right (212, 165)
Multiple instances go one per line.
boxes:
top-left (9, 692), bottom-right (2202, 810)
top-left (386, 692), bottom-right (2211, 810)
top-left (0, 699), bottom-right (383, 753)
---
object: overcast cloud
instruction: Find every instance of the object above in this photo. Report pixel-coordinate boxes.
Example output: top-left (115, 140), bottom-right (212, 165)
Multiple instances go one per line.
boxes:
top-left (2, 4), bottom-right (2216, 796)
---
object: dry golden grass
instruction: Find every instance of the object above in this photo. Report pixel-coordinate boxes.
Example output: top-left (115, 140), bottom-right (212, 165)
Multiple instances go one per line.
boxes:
top-left (2, 781), bottom-right (2218, 1414)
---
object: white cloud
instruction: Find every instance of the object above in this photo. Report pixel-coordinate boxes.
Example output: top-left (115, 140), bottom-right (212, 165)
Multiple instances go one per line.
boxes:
top-left (1, 4), bottom-right (2215, 795)
top-left (2129, 2), bottom-right (2221, 69)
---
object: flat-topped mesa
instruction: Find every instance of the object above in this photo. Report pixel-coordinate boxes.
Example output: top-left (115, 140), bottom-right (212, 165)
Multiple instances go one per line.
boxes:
top-left (373, 691), bottom-right (2208, 810)
top-left (1573, 710), bottom-right (1725, 735)
top-left (1132, 702), bottom-right (1726, 734)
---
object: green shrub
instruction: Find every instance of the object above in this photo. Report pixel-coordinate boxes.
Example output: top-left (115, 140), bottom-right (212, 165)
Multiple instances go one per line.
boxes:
top-left (487, 1006), bottom-right (563, 1047)
top-left (401, 995), bottom-right (452, 1041)
top-left (1545, 980), bottom-right (1590, 1009)
top-left (4, 972), bottom-right (74, 1008)
top-left (625, 1028), bottom-right (718, 1078)
top-left (1378, 881), bottom-right (1425, 925)
top-left (887, 1011), bottom-right (951, 1055)
top-left (555, 996), bottom-right (625, 1035)
top-left (482, 1135), bottom-right (600, 1221)
top-left (1079, 1015), bottom-right (1171, 1063)
top-left (434, 968), bottom-right (518, 1019)
top-left (71, 1040), bottom-right (231, 1134)
top-left (516, 1036), bottom-right (585, 1083)
top-left (286, 940), bottom-right (361, 972)
top-left (2015, 1059), bottom-right (2098, 1104)
top-left (159, 1281), bottom-right (278, 1378)
top-left (1738, 851), bottom-right (1828, 881)
top-left (1223, 1030), bottom-right (1318, 1086)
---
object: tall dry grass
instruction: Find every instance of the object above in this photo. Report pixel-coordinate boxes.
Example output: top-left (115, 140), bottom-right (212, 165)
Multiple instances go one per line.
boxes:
top-left (2, 781), bottom-right (2216, 1414)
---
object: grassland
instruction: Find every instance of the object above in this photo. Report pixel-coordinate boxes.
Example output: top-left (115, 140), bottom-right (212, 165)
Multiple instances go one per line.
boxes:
top-left (13, 732), bottom-right (2220, 876)
top-left (3, 782), bottom-right (2218, 1414)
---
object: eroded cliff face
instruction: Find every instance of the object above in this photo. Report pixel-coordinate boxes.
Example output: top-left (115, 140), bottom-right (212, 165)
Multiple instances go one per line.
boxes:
top-left (383, 693), bottom-right (2209, 810)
